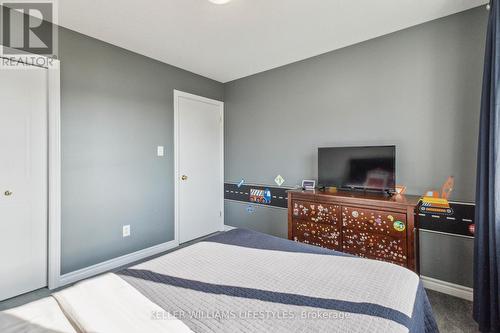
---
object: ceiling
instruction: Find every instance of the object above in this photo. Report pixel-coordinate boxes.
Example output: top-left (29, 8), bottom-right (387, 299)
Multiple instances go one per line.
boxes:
top-left (58, 0), bottom-right (487, 83)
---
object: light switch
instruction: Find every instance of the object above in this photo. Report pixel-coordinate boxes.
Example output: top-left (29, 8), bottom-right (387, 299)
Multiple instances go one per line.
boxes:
top-left (123, 225), bottom-right (131, 237)
top-left (157, 146), bottom-right (164, 157)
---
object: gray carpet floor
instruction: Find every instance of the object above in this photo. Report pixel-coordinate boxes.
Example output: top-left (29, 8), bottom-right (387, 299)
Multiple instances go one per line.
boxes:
top-left (0, 285), bottom-right (478, 332)
top-left (0, 288), bottom-right (51, 312)
top-left (426, 289), bottom-right (478, 333)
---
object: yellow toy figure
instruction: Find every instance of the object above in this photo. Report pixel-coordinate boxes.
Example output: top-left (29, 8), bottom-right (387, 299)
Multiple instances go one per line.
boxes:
top-left (419, 176), bottom-right (454, 215)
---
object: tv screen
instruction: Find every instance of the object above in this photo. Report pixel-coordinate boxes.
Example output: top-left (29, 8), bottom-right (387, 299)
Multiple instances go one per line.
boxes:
top-left (318, 146), bottom-right (396, 192)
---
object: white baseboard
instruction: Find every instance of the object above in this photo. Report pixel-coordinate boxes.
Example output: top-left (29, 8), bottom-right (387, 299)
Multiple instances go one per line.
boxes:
top-left (56, 240), bottom-right (179, 289)
top-left (421, 275), bottom-right (473, 301)
top-left (224, 225), bottom-right (236, 231)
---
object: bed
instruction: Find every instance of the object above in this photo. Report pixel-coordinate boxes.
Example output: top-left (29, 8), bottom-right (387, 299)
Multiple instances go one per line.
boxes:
top-left (0, 228), bottom-right (438, 333)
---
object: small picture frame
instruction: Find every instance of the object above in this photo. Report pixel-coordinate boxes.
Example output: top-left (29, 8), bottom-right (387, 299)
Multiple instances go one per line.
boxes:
top-left (302, 180), bottom-right (316, 191)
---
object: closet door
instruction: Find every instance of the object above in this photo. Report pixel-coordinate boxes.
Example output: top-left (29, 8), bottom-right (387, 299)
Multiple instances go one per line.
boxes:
top-left (0, 65), bottom-right (48, 300)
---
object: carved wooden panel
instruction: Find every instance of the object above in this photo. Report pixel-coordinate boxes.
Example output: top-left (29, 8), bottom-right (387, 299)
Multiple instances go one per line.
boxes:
top-left (292, 221), bottom-right (341, 250)
top-left (342, 229), bottom-right (407, 264)
top-left (292, 201), bottom-right (341, 225)
top-left (342, 206), bottom-right (407, 238)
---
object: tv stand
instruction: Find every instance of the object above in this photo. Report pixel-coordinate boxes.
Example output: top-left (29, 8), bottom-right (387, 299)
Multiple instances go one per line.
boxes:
top-left (287, 189), bottom-right (420, 272)
top-left (319, 187), bottom-right (395, 197)
top-left (383, 189), bottom-right (395, 197)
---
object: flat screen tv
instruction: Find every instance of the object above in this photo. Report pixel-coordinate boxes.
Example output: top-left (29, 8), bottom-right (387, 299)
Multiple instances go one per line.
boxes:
top-left (318, 145), bottom-right (396, 193)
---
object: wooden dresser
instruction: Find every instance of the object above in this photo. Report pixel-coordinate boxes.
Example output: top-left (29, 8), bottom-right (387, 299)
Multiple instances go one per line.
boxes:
top-left (287, 189), bottom-right (420, 271)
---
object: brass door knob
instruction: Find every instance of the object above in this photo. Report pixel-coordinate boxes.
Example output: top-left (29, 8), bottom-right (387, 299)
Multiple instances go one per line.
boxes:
top-left (4, 190), bottom-right (12, 196)
top-left (181, 175), bottom-right (188, 181)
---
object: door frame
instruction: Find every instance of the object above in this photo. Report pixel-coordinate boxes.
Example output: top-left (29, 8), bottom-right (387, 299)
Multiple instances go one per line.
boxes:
top-left (0, 48), bottom-right (61, 290)
top-left (173, 90), bottom-right (224, 244)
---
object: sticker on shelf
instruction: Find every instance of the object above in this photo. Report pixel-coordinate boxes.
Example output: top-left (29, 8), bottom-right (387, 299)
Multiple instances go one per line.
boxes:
top-left (393, 221), bottom-right (406, 232)
top-left (352, 211), bottom-right (359, 218)
top-left (274, 175), bottom-right (285, 187)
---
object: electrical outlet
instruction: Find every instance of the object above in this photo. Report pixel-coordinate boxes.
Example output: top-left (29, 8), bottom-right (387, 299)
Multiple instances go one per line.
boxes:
top-left (123, 225), bottom-right (131, 237)
top-left (157, 146), bottom-right (164, 157)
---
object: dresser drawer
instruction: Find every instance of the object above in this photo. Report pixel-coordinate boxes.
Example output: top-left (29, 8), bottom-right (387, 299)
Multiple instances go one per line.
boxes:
top-left (342, 228), bottom-right (407, 264)
top-left (292, 221), bottom-right (341, 250)
top-left (342, 206), bottom-right (407, 238)
top-left (342, 250), bottom-right (406, 267)
top-left (292, 201), bottom-right (341, 225)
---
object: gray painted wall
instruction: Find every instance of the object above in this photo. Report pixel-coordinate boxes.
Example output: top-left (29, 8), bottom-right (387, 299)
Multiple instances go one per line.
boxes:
top-left (225, 202), bottom-right (288, 238)
top-left (225, 8), bottom-right (486, 201)
top-left (419, 231), bottom-right (474, 287)
top-left (0, 8), bottom-right (225, 274)
top-left (0, 5), bottom-right (483, 286)
top-left (59, 28), bottom-right (224, 274)
top-left (224, 8), bottom-right (487, 287)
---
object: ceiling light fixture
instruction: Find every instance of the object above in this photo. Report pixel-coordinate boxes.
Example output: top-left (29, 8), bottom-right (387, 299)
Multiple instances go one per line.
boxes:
top-left (208, 0), bottom-right (232, 4)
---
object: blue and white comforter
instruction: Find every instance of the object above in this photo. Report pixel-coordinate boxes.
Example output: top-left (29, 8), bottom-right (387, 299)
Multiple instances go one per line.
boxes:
top-left (119, 228), bottom-right (438, 333)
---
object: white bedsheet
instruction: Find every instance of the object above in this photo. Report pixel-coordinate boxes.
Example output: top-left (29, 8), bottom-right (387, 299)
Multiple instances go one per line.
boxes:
top-left (0, 273), bottom-right (193, 333)
top-left (0, 297), bottom-right (77, 333)
top-left (52, 273), bottom-right (193, 333)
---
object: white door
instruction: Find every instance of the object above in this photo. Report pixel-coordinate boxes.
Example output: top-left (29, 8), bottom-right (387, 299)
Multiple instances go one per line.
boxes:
top-left (0, 65), bottom-right (48, 300)
top-left (175, 90), bottom-right (224, 243)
